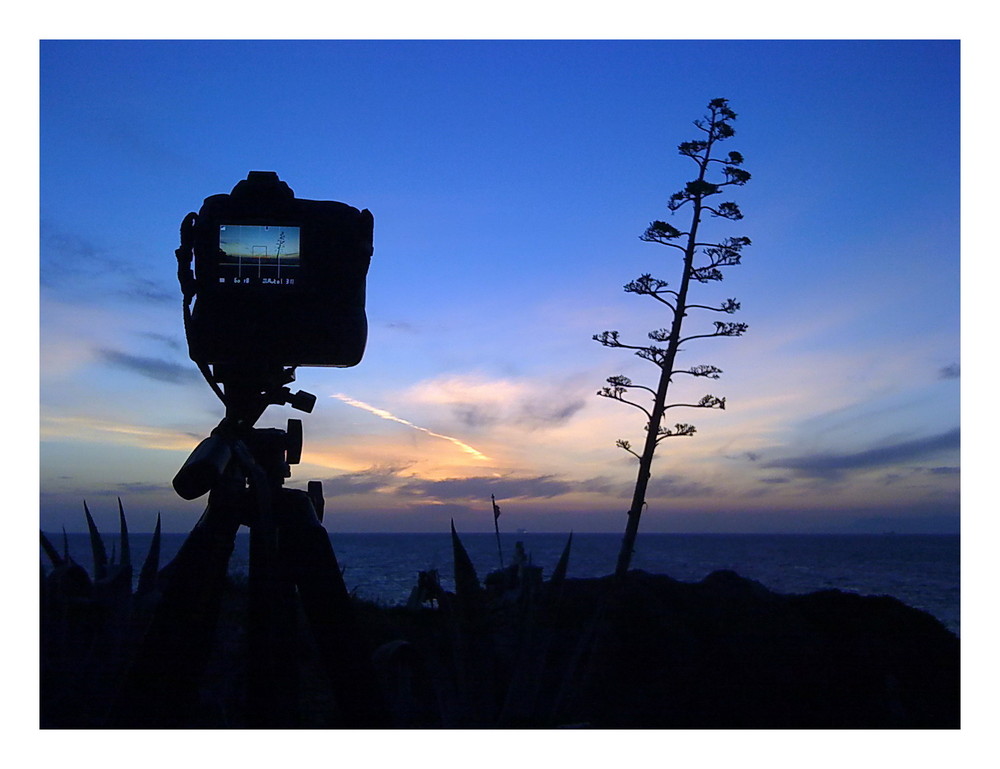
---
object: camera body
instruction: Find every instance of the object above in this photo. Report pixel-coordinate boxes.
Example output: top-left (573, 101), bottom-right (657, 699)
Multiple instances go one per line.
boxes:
top-left (186, 171), bottom-right (372, 368)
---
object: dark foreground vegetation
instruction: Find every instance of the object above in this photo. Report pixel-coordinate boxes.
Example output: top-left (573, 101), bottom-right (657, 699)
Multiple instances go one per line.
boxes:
top-left (41, 508), bottom-right (959, 729)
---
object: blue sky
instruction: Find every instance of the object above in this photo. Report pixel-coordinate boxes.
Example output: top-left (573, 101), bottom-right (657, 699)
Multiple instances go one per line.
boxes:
top-left (38, 39), bottom-right (962, 535)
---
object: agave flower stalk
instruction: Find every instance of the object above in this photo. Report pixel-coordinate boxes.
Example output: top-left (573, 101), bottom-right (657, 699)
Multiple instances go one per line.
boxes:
top-left (594, 98), bottom-right (751, 577)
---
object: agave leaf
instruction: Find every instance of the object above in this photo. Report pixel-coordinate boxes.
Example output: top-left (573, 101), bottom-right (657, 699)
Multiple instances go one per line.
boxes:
top-left (118, 498), bottom-right (131, 570)
top-left (40, 531), bottom-right (64, 568)
top-left (136, 513), bottom-right (162, 597)
top-left (83, 500), bottom-right (109, 580)
top-left (550, 532), bottom-right (573, 588)
top-left (61, 526), bottom-right (71, 562)
top-left (450, 519), bottom-right (480, 599)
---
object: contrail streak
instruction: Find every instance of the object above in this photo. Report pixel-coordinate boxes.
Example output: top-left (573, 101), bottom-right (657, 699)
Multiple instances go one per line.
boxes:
top-left (331, 393), bottom-right (490, 461)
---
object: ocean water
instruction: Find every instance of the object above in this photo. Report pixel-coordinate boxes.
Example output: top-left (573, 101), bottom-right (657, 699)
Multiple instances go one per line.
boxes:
top-left (42, 531), bottom-right (960, 636)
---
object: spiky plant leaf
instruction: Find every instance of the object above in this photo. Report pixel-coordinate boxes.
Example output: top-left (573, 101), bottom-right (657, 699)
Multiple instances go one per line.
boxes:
top-left (450, 520), bottom-right (481, 600)
top-left (40, 531), bottom-right (64, 568)
top-left (137, 514), bottom-right (162, 597)
top-left (83, 501), bottom-right (108, 580)
top-left (550, 532), bottom-right (573, 589)
top-left (118, 498), bottom-right (131, 570)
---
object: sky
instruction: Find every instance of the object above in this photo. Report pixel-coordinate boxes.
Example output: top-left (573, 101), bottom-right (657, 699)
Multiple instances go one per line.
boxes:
top-left (37, 38), bottom-right (963, 536)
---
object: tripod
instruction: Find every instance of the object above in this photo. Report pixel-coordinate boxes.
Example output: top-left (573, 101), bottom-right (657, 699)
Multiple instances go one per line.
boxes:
top-left (109, 365), bottom-right (388, 728)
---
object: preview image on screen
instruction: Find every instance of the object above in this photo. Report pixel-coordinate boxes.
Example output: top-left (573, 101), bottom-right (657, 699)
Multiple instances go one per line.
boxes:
top-left (218, 224), bottom-right (301, 284)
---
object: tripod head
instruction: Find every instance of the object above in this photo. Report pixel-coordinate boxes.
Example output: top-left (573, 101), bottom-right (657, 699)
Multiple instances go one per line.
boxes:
top-left (212, 362), bottom-right (316, 424)
top-left (172, 363), bottom-right (313, 501)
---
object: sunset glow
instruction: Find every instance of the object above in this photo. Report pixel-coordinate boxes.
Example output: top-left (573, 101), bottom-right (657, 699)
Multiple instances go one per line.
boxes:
top-left (39, 40), bottom-right (961, 535)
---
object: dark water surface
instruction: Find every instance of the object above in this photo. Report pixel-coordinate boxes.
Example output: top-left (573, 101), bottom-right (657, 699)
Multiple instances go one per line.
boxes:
top-left (43, 531), bottom-right (960, 635)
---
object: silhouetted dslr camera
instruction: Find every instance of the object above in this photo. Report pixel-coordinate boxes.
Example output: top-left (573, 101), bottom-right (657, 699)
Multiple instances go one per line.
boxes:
top-left (184, 171), bottom-right (372, 369)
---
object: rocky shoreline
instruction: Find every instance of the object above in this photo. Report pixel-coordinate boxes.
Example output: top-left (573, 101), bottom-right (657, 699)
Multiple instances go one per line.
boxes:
top-left (359, 568), bottom-right (960, 728)
top-left (41, 521), bottom-right (959, 728)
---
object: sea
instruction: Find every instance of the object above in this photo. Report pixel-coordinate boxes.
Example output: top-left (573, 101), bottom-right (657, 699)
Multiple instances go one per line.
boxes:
top-left (41, 531), bottom-right (960, 636)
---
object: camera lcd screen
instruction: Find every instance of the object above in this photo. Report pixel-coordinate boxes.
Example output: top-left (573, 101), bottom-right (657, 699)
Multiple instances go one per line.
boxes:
top-left (217, 224), bottom-right (301, 286)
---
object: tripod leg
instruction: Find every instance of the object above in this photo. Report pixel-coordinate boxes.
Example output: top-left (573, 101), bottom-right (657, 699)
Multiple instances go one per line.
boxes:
top-left (279, 488), bottom-right (390, 727)
top-left (246, 503), bottom-right (300, 727)
top-left (107, 483), bottom-right (241, 727)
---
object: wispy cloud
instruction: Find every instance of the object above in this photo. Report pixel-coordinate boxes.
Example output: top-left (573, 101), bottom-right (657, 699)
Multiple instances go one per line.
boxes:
top-left (114, 481), bottom-right (172, 494)
top-left (646, 474), bottom-right (718, 499)
top-left (399, 474), bottom-right (573, 502)
top-left (331, 393), bottom-right (490, 461)
top-left (405, 373), bottom-right (587, 431)
top-left (97, 347), bottom-right (200, 385)
top-left (139, 332), bottom-right (185, 352)
top-left (384, 321), bottom-right (419, 333)
top-left (321, 465), bottom-right (410, 496)
top-left (118, 277), bottom-right (174, 304)
top-left (41, 414), bottom-right (197, 451)
top-left (41, 220), bottom-right (172, 304)
top-left (40, 221), bottom-right (104, 289)
top-left (317, 465), bottom-right (624, 506)
top-left (761, 427), bottom-right (960, 480)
